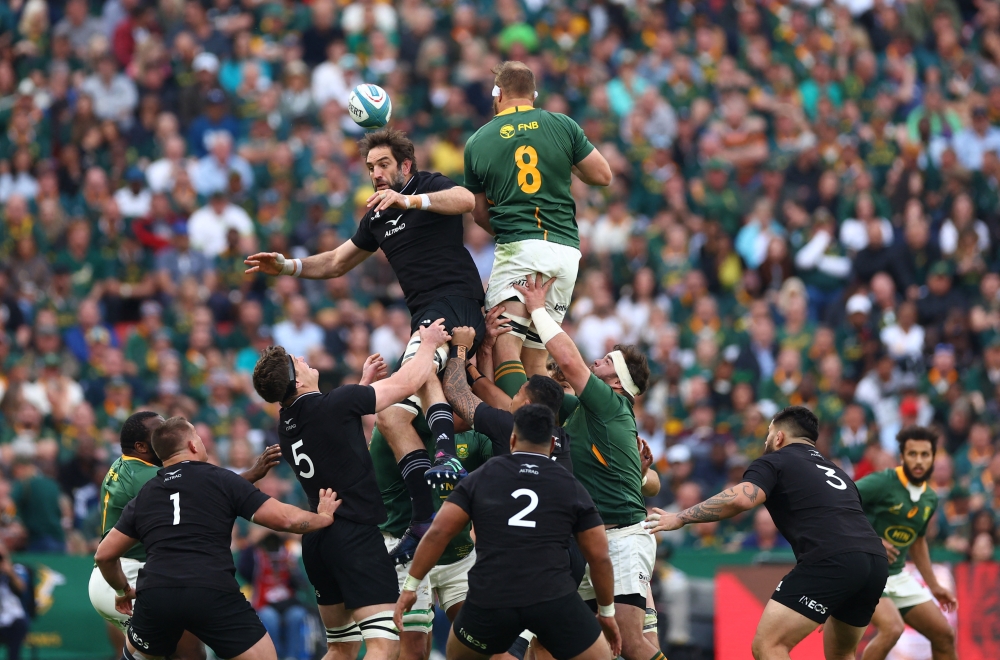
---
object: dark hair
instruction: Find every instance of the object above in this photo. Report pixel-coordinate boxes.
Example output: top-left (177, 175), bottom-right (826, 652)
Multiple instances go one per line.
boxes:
top-left (493, 61), bottom-right (536, 99)
top-left (897, 426), bottom-right (938, 455)
top-left (612, 343), bottom-right (651, 396)
top-left (358, 127), bottom-right (417, 171)
top-left (772, 406), bottom-right (819, 443)
top-left (253, 345), bottom-right (292, 403)
top-left (513, 404), bottom-right (555, 446)
top-left (120, 411), bottom-right (162, 452)
top-left (151, 416), bottom-right (193, 460)
top-left (524, 375), bottom-right (564, 419)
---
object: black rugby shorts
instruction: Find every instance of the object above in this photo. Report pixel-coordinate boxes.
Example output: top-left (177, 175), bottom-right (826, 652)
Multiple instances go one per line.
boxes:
top-left (408, 296), bottom-right (485, 353)
top-left (770, 551), bottom-right (889, 627)
top-left (302, 518), bottom-right (400, 609)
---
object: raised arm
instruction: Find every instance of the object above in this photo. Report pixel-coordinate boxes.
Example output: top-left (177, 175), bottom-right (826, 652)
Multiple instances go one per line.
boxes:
top-left (251, 488), bottom-right (340, 533)
top-left (645, 482), bottom-right (766, 533)
top-left (239, 444), bottom-right (282, 483)
top-left (909, 535), bottom-right (957, 611)
top-left (244, 239), bottom-right (373, 280)
top-left (513, 274), bottom-right (591, 394)
top-left (366, 185), bottom-right (475, 216)
top-left (371, 319), bottom-right (451, 412)
top-left (442, 337), bottom-right (485, 426)
top-left (572, 149), bottom-right (613, 186)
top-left (471, 193), bottom-right (494, 235)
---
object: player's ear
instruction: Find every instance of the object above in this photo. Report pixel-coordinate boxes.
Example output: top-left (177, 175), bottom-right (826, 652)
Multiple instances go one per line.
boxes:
top-left (549, 435), bottom-right (556, 455)
top-left (402, 159), bottom-right (412, 177)
top-left (509, 432), bottom-right (517, 453)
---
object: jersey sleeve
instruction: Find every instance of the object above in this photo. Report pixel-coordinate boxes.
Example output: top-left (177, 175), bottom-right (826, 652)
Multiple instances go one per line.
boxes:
top-left (577, 374), bottom-right (621, 418)
top-left (473, 403), bottom-right (514, 455)
top-left (854, 471), bottom-right (885, 507)
top-left (742, 455), bottom-right (780, 498)
top-left (571, 479), bottom-right (603, 532)
top-left (114, 498), bottom-right (139, 539)
top-left (446, 471), bottom-right (476, 515)
top-left (463, 137), bottom-right (483, 194)
top-left (350, 217), bottom-right (379, 253)
top-left (559, 394), bottom-right (579, 425)
top-left (917, 491), bottom-right (939, 537)
top-left (563, 115), bottom-right (596, 164)
top-left (219, 469), bottom-right (271, 520)
top-left (327, 384), bottom-right (377, 417)
top-left (421, 172), bottom-right (457, 193)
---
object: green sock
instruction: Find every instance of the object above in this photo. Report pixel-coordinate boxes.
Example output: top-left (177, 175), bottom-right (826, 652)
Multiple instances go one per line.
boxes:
top-left (649, 652), bottom-right (666, 660)
top-left (494, 361), bottom-right (527, 398)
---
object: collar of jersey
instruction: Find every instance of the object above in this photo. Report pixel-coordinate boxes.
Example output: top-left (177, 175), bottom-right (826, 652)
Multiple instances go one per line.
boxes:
top-left (283, 390), bottom-right (322, 409)
top-left (121, 455), bottom-right (156, 467)
top-left (512, 451), bottom-right (549, 458)
top-left (894, 465), bottom-right (926, 493)
top-left (497, 105), bottom-right (535, 117)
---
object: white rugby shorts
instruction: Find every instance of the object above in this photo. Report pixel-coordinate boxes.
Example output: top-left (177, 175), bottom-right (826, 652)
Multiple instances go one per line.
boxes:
top-left (428, 549), bottom-right (474, 613)
top-left (577, 523), bottom-right (656, 602)
top-left (883, 570), bottom-right (933, 611)
top-left (383, 533), bottom-right (432, 633)
top-left (89, 558), bottom-right (143, 632)
top-left (486, 239), bottom-right (581, 329)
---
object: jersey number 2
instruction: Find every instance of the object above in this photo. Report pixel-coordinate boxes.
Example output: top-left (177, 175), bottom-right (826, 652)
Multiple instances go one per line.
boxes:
top-left (508, 489), bottom-right (539, 528)
top-left (291, 440), bottom-right (315, 479)
top-left (815, 464), bottom-right (847, 490)
top-left (515, 146), bottom-right (541, 194)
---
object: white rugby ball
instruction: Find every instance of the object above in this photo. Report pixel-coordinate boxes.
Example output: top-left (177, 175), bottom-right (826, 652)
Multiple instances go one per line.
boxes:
top-left (348, 83), bottom-right (392, 129)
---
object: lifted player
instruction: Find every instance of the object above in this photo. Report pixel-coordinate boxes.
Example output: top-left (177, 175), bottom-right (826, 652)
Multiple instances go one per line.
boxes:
top-left (89, 412), bottom-right (280, 660)
top-left (857, 427), bottom-right (957, 660)
top-left (246, 128), bottom-right (484, 562)
top-left (395, 405), bottom-right (621, 660)
top-left (464, 61), bottom-right (611, 382)
top-left (647, 406), bottom-right (888, 660)
top-left (514, 274), bottom-right (658, 660)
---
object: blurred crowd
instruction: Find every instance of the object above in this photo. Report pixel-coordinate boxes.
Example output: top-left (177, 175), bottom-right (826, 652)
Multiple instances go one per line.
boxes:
top-left (0, 0), bottom-right (998, 580)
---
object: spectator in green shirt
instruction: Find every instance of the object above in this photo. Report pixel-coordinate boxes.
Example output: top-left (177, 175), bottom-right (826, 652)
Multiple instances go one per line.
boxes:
top-left (11, 456), bottom-right (65, 553)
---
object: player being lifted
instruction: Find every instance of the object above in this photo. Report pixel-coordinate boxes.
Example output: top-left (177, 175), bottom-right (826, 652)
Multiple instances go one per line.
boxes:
top-left (246, 128), bottom-right (484, 562)
top-left (856, 427), bottom-right (957, 660)
top-left (514, 275), bottom-right (659, 660)
top-left (464, 61), bottom-right (612, 386)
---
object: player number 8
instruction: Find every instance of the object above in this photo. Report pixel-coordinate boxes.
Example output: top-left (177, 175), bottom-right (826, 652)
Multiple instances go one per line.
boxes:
top-left (514, 146), bottom-right (541, 194)
top-left (815, 464), bottom-right (847, 490)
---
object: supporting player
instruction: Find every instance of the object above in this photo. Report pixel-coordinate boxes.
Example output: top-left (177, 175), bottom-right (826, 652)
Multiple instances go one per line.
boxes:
top-left (394, 405), bottom-right (622, 660)
top-left (245, 127), bottom-right (484, 562)
top-left (89, 412), bottom-right (281, 660)
top-left (464, 61), bottom-right (611, 380)
top-left (646, 406), bottom-right (889, 660)
top-left (251, 320), bottom-right (450, 660)
top-left (513, 275), bottom-right (658, 660)
top-left (857, 427), bottom-right (957, 660)
top-left (95, 418), bottom-right (341, 660)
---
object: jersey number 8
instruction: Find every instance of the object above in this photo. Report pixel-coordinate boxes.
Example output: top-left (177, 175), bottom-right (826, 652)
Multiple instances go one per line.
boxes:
top-left (291, 440), bottom-right (315, 479)
top-left (515, 146), bottom-right (541, 194)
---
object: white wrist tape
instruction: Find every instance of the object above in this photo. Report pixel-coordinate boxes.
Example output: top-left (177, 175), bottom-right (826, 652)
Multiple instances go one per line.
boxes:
top-left (405, 195), bottom-right (414, 209)
top-left (402, 574), bottom-right (421, 592)
top-left (598, 603), bottom-right (615, 617)
top-left (277, 255), bottom-right (303, 277)
top-left (529, 308), bottom-right (564, 345)
top-left (419, 194), bottom-right (431, 210)
top-left (642, 475), bottom-right (648, 486)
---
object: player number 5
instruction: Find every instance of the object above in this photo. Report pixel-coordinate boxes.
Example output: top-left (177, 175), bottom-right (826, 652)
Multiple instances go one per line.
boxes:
top-left (815, 464), bottom-right (847, 490)
top-left (514, 146), bottom-right (541, 194)
top-left (291, 440), bottom-right (315, 479)
top-left (508, 488), bottom-right (539, 528)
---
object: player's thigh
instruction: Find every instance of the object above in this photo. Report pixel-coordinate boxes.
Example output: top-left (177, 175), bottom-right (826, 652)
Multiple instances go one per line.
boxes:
top-left (902, 600), bottom-right (955, 647)
top-left (752, 599), bottom-right (821, 657)
top-left (184, 588), bottom-right (268, 660)
top-left (430, 551), bottom-right (474, 616)
top-left (827, 552), bottom-right (889, 628)
top-left (127, 588), bottom-right (187, 658)
top-left (541, 243), bottom-right (579, 324)
top-left (527, 593), bottom-right (603, 660)
top-left (451, 601), bottom-right (522, 657)
top-left (172, 631), bottom-right (207, 660)
top-left (822, 616), bottom-right (867, 660)
top-left (447, 626), bottom-right (492, 660)
top-left (868, 597), bottom-right (905, 639)
top-left (567, 633), bottom-right (611, 660)
top-left (227, 631), bottom-right (277, 660)
top-left (326, 523), bottom-right (400, 612)
top-left (301, 529), bottom-right (346, 608)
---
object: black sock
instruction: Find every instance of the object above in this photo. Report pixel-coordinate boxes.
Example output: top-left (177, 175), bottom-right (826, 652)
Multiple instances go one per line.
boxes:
top-left (427, 402), bottom-right (456, 458)
top-left (398, 449), bottom-right (434, 522)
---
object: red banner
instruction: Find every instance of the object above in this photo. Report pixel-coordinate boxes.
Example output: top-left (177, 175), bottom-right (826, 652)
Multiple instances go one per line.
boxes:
top-left (955, 562), bottom-right (1000, 660)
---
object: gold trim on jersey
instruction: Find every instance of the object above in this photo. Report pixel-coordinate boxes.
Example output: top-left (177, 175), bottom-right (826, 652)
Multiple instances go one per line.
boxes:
top-left (894, 466), bottom-right (926, 493)
top-left (535, 207), bottom-right (547, 241)
top-left (101, 491), bottom-right (111, 533)
top-left (497, 105), bottom-right (535, 117)
top-left (121, 455), bottom-right (156, 467)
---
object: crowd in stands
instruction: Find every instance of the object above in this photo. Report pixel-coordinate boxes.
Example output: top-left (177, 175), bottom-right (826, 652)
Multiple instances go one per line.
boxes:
top-left (0, 0), bottom-right (999, 583)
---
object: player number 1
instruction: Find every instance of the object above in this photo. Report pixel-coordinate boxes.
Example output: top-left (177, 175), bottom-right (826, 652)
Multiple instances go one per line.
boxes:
top-left (508, 488), bottom-right (539, 528)
top-left (514, 146), bottom-right (541, 194)
top-left (170, 492), bottom-right (180, 525)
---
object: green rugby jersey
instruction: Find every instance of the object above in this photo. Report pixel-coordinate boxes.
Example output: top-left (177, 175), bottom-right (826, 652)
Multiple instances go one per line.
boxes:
top-left (464, 106), bottom-right (595, 249)
top-left (856, 466), bottom-right (938, 575)
top-left (564, 374), bottom-right (645, 526)
top-left (371, 425), bottom-right (494, 565)
top-left (99, 455), bottom-right (161, 561)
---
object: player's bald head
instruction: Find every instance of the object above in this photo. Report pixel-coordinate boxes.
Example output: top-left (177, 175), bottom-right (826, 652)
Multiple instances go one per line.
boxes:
top-left (493, 61), bottom-right (536, 100)
top-left (151, 416), bottom-right (195, 460)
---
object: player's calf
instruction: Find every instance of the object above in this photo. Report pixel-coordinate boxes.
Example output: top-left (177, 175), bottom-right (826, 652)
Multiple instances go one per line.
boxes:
top-left (902, 601), bottom-right (955, 660)
top-left (613, 601), bottom-right (661, 660)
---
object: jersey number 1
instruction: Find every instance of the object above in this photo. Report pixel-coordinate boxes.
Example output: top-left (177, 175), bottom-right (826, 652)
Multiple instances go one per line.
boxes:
top-left (170, 492), bottom-right (180, 525)
top-left (515, 146), bottom-right (541, 194)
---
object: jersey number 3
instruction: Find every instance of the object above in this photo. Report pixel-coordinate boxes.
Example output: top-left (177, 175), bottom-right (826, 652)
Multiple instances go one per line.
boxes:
top-left (291, 440), bottom-right (315, 479)
top-left (815, 464), bottom-right (847, 490)
top-left (508, 488), bottom-right (539, 528)
top-left (515, 146), bottom-right (541, 194)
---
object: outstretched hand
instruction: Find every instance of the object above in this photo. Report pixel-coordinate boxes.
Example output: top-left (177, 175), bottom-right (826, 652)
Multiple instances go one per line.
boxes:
top-left (512, 273), bottom-right (555, 314)
top-left (418, 319), bottom-right (452, 349)
top-left (244, 252), bottom-right (283, 276)
top-left (483, 306), bottom-right (512, 348)
top-left (361, 353), bottom-right (389, 385)
top-left (243, 444), bottom-right (282, 483)
top-left (643, 507), bottom-right (684, 534)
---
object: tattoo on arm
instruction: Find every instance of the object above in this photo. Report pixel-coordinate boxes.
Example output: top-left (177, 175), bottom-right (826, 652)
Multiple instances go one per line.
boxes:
top-left (443, 357), bottom-right (483, 424)
top-left (678, 488), bottom-right (740, 524)
top-left (298, 521), bottom-right (310, 531)
top-left (742, 483), bottom-right (760, 503)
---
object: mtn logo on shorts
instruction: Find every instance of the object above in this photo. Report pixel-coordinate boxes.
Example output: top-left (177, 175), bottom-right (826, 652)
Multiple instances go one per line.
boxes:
top-left (499, 124), bottom-right (515, 139)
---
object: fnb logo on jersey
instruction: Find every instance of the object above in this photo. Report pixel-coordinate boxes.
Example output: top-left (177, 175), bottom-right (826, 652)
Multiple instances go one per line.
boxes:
top-left (499, 124), bottom-right (515, 139)
top-left (885, 525), bottom-right (917, 545)
top-left (517, 121), bottom-right (539, 130)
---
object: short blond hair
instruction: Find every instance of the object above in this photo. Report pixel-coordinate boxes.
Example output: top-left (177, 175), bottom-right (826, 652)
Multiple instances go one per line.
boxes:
top-left (493, 61), bottom-right (536, 99)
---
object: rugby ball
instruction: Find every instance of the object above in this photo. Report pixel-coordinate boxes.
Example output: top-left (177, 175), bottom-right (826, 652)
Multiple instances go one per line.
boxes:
top-left (348, 83), bottom-right (392, 129)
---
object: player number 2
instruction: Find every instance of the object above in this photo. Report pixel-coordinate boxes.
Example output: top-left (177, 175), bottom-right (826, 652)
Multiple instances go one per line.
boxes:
top-left (508, 488), bottom-right (539, 528)
top-left (170, 492), bottom-right (180, 525)
top-left (514, 146), bottom-right (541, 194)
top-left (815, 464), bottom-right (847, 490)
top-left (291, 440), bottom-right (315, 479)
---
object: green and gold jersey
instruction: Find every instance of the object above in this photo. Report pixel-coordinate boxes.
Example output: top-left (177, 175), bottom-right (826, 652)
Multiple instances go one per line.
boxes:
top-left (856, 467), bottom-right (939, 575)
top-left (564, 374), bottom-right (645, 526)
top-left (464, 106), bottom-right (595, 249)
top-left (99, 455), bottom-right (161, 562)
top-left (371, 425), bottom-right (494, 565)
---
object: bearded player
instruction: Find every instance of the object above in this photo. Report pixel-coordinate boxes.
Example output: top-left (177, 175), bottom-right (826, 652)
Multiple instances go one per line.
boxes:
top-left (464, 61), bottom-right (612, 386)
top-left (856, 427), bottom-right (957, 660)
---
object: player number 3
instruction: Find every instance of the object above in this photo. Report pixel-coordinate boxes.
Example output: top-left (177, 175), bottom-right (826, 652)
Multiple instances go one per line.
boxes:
top-left (291, 440), bottom-right (315, 479)
top-left (514, 146), bottom-right (541, 194)
top-left (508, 488), bottom-right (539, 528)
top-left (815, 464), bottom-right (847, 490)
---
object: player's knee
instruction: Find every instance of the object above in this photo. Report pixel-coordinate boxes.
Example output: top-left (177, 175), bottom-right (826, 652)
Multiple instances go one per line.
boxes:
top-left (751, 633), bottom-right (786, 660)
top-left (376, 405), bottom-right (411, 434)
top-left (358, 611), bottom-right (399, 642)
top-left (880, 618), bottom-right (905, 642)
top-left (928, 623), bottom-right (955, 650)
top-left (327, 622), bottom-right (363, 645)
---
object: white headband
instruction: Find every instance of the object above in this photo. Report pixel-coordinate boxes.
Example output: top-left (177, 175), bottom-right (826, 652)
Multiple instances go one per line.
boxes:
top-left (607, 351), bottom-right (640, 398)
top-left (493, 85), bottom-right (539, 100)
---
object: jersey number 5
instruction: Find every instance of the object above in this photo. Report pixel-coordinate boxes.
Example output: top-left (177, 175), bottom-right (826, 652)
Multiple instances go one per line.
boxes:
top-left (515, 146), bottom-right (541, 194)
top-left (291, 440), bottom-right (315, 479)
top-left (815, 464), bottom-right (847, 490)
top-left (508, 488), bottom-right (539, 528)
